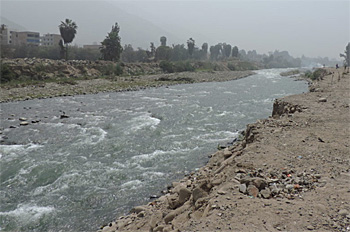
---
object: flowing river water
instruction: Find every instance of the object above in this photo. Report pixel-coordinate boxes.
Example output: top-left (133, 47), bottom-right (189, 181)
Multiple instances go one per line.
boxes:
top-left (0, 69), bottom-right (308, 231)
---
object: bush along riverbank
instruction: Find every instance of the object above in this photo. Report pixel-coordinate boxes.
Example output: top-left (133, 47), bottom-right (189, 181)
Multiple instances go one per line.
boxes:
top-left (99, 67), bottom-right (350, 232)
top-left (0, 58), bottom-right (257, 103)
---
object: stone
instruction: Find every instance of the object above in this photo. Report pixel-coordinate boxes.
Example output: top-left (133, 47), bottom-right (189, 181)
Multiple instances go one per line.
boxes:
top-left (192, 187), bottom-right (208, 204)
top-left (137, 211), bottom-right (145, 217)
top-left (307, 225), bottom-right (315, 230)
top-left (164, 211), bottom-right (176, 224)
top-left (149, 211), bottom-right (163, 230)
top-left (130, 206), bottom-right (147, 214)
top-left (223, 149), bottom-right (232, 159)
top-left (286, 184), bottom-right (294, 190)
top-left (217, 190), bottom-right (226, 195)
top-left (339, 209), bottom-right (349, 217)
top-left (211, 178), bottom-right (222, 186)
top-left (260, 188), bottom-right (271, 199)
top-left (167, 194), bottom-right (181, 209)
top-left (154, 225), bottom-right (165, 232)
top-left (252, 177), bottom-right (268, 190)
top-left (318, 98), bottom-right (327, 102)
top-left (247, 185), bottom-right (259, 198)
top-left (178, 187), bottom-right (191, 204)
top-left (20, 121), bottom-right (29, 126)
top-left (239, 184), bottom-right (247, 194)
top-left (19, 117), bottom-right (27, 121)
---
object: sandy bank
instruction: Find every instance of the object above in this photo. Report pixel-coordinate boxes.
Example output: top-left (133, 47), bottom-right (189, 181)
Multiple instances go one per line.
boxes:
top-left (99, 68), bottom-right (350, 232)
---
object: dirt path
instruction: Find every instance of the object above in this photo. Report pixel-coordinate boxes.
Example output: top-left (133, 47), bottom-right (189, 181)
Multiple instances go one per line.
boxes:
top-left (99, 68), bottom-right (350, 232)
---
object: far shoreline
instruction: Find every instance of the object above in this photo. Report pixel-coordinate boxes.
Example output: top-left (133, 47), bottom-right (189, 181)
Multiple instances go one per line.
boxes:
top-left (0, 70), bottom-right (255, 103)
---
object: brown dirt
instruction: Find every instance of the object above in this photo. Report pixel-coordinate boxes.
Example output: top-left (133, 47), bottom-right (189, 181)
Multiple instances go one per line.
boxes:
top-left (98, 68), bottom-right (350, 232)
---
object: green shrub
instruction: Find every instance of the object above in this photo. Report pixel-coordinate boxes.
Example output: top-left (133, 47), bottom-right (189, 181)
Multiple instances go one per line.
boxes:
top-left (0, 63), bottom-right (16, 83)
top-left (305, 68), bottom-right (327, 81)
top-left (173, 61), bottom-right (195, 72)
top-left (159, 60), bottom-right (174, 73)
top-left (227, 63), bottom-right (236, 71)
top-left (115, 63), bottom-right (123, 76)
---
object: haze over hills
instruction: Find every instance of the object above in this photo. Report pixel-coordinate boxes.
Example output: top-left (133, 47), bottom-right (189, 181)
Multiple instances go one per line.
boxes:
top-left (0, 16), bottom-right (27, 31)
top-left (0, 0), bottom-right (348, 59)
top-left (0, 0), bottom-right (182, 48)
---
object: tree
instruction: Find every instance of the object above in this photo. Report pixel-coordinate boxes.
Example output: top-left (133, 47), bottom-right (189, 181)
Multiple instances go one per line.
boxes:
top-left (231, 46), bottom-right (239, 58)
top-left (201, 43), bottom-right (208, 54)
top-left (160, 36), bottom-right (167, 46)
top-left (210, 44), bottom-right (222, 61)
top-left (100, 23), bottom-right (123, 61)
top-left (340, 42), bottom-right (350, 67)
top-left (222, 43), bottom-right (232, 58)
top-left (59, 19), bottom-right (78, 60)
top-left (187, 38), bottom-right (195, 57)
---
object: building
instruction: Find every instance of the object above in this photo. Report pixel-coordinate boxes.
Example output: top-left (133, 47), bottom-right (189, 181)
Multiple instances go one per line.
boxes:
top-left (11, 31), bottom-right (40, 46)
top-left (83, 44), bottom-right (101, 50)
top-left (41, 33), bottom-right (62, 46)
top-left (0, 24), bottom-right (16, 45)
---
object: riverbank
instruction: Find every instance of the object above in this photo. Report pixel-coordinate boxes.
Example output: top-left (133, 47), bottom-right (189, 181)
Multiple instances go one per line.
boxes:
top-left (99, 68), bottom-right (349, 232)
top-left (0, 70), bottom-right (254, 103)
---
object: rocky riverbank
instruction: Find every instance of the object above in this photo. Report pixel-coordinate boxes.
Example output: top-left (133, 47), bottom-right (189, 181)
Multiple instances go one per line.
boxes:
top-left (0, 58), bottom-right (254, 103)
top-left (99, 68), bottom-right (349, 232)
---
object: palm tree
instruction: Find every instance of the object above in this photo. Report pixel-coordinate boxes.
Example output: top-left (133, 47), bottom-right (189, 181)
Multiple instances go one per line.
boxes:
top-left (59, 19), bottom-right (78, 60)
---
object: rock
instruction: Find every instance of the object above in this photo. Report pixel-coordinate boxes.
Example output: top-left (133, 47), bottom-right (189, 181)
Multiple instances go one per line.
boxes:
top-left (217, 190), bottom-right (226, 195)
top-left (318, 98), bottom-right (327, 102)
top-left (339, 209), bottom-right (349, 217)
top-left (223, 149), bottom-right (232, 159)
top-left (211, 178), bottom-right (222, 186)
top-left (178, 187), bottom-right (191, 204)
top-left (130, 206), bottom-right (147, 214)
top-left (19, 117), bottom-right (27, 121)
top-left (252, 178), bottom-right (268, 190)
top-left (164, 211), bottom-right (176, 224)
top-left (60, 114), bottom-right (69, 119)
top-left (260, 188), bottom-right (271, 199)
top-left (154, 225), bottom-right (165, 232)
top-left (167, 194), bottom-right (181, 209)
top-left (286, 184), bottom-right (294, 190)
top-left (195, 197), bottom-right (209, 209)
top-left (20, 121), bottom-right (29, 126)
top-left (149, 211), bottom-right (163, 230)
top-left (192, 187), bottom-right (208, 204)
top-left (307, 225), bottom-right (315, 230)
top-left (247, 185), bottom-right (259, 198)
top-left (239, 184), bottom-right (247, 194)
top-left (137, 211), bottom-right (145, 218)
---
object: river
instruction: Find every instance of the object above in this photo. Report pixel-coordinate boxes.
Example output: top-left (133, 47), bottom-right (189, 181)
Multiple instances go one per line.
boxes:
top-left (0, 69), bottom-right (308, 231)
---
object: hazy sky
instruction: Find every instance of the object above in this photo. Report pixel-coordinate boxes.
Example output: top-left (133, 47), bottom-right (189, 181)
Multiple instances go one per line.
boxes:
top-left (1, 0), bottom-right (349, 59)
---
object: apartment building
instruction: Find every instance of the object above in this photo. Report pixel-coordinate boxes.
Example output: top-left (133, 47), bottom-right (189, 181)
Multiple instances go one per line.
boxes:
top-left (0, 25), bottom-right (15, 45)
top-left (41, 33), bottom-right (62, 46)
top-left (11, 31), bottom-right (40, 46)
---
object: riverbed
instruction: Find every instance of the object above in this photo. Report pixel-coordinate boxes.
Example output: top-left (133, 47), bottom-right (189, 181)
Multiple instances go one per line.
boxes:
top-left (0, 68), bottom-right (308, 231)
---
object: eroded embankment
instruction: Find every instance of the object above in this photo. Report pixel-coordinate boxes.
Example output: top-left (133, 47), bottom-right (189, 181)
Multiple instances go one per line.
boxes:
top-left (99, 68), bottom-right (349, 232)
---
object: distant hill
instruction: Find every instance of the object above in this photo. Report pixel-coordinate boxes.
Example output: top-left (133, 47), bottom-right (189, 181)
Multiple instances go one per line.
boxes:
top-left (0, 16), bottom-right (27, 31)
top-left (0, 1), bottom-right (181, 48)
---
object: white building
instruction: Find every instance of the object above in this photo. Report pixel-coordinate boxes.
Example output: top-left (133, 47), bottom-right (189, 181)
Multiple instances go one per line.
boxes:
top-left (41, 33), bottom-right (62, 46)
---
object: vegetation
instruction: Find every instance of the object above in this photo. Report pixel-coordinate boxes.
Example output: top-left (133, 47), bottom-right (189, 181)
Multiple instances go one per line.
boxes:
top-left (100, 23), bottom-right (123, 61)
top-left (59, 19), bottom-right (78, 60)
top-left (340, 42), bottom-right (350, 67)
top-left (159, 60), bottom-right (195, 73)
top-left (1, 62), bottom-right (16, 83)
top-left (187, 38), bottom-right (195, 57)
top-left (304, 68), bottom-right (327, 81)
